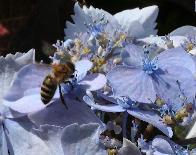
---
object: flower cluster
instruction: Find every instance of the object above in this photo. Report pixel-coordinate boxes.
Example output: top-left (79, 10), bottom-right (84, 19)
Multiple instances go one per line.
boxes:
top-left (1, 2), bottom-right (196, 155)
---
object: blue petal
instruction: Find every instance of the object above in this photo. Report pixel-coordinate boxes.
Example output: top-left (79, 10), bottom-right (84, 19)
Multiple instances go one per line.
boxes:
top-left (29, 97), bottom-right (104, 128)
top-left (4, 118), bottom-right (50, 155)
top-left (121, 44), bottom-right (143, 67)
top-left (153, 65), bottom-right (196, 104)
top-left (0, 126), bottom-right (9, 155)
top-left (4, 64), bottom-right (50, 101)
top-left (157, 47), bottom-right (196, 74)
top-left (170, 25), bottom-right (196, 36)
top-left (107, 66), bottom-right (156, 103)
top-left (83, 95), bottom-right (125, 112)
top-left (127, 109), bottom-right (173, 137)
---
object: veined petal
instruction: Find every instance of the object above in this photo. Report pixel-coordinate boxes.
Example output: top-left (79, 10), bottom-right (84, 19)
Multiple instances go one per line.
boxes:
top-left (157, 47), bottom-right (196, 74)
top-left (29, 97), bottom-right (104, 128)
top-left (151, 136), bottom-right (175, 154)
top-left (33, 125), bottom-right (64, 155)
top-left (3, 94), bottom-right (46, 115)
top-left (114, 6), bottom-right (158, 38)
top-left (121, 44), bottom-right (143, 67)
top-left (83, 95), bottom-right (125, 112)
top-left (127, 109), bottom-right (173, 137)
top-left (78, 73), bottom-right (107, 91)
top-left (153, 66), bottom-right (196, 104)
top-left (4, 64), bottom-right (50, 101)
top-left (61, 123), bottom-right (107, 155)
top-left (4, 118), bottom-right (51, 155)
top-left (65, 3), bottom-right (91, 39)
top-left (0, 49), bottom-right (35, 103)
top-left (107, 66), bottom-right (156, 103)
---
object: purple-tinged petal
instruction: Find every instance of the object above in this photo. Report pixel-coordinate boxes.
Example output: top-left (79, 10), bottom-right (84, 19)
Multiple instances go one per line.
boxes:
top-left (4, 64), bottom-right (50, 101)
top-left (4, 118), bottom-right (50, 155)
top-left (33, 125), bottom-right (64, 155)
top-left (61, 123), bottom-right (107, 155)
top-left (153, 66), bottom-right (196, 104)
top-left (29, 97), bottom-right (104, 128)
top-left (121, 44), bottom-right (143, 67)
top-left (0, 49), bottom-right (35, 103)
top-left (3, 95), bottom-right (46, 115)
top-left (157, 47), bottom-right (196, 74)
top-left (0, 126), bottom-right (9, 155)
top-left (152, 137), bottom-right (174, 154)
top-left (107, 66), bottom-right (156, 103)
top-left (170, 26), bottom-right (196, 36)
top-left (127, 109), bottom-right (173, 137)
top-left (83, 95), bottom-right (125, 112)
top-left (79, 73), bottom-right (106, 91)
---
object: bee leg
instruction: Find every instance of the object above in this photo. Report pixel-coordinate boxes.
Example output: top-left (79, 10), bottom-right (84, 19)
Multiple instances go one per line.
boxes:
top-left (58, 84), bottom-right (68, 109)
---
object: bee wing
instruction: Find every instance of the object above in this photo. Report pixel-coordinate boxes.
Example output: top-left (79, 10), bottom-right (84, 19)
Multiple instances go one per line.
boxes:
top-left (4, 63), bottom-right (51, 101)
top-left (42, 40), bottom-right (56, 56)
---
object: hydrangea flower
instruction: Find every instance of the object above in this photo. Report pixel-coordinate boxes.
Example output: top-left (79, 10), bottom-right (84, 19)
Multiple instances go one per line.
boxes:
top-left (65, 3), bottom-right (159, 40)
top-left (33, 123), bottom-right (107, 155)
top-left (0, 50), bottom-right (53, 155)
top-left (83, 93), bottom-right (173, 137)
top-left (2, 50), bottom-right (106, 154)
top-left (107, 44), bottom-right (196, 104)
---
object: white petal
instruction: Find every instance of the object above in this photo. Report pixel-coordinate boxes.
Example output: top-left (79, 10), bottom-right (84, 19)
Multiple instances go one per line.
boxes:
top-left (0, 50), bottom-right (35, 103)
top-left (186, 121), bottom-right (196, 139)
top-left (118, 138), bottom-right (142, 155)
top-left (75, 59), bottom-right (93, 82)
top-left (114, 6), bottom-right (158, 38)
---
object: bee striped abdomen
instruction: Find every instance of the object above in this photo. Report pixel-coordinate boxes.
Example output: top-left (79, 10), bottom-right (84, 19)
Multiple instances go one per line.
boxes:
top-left (41, 75), bottom-right (57, 104)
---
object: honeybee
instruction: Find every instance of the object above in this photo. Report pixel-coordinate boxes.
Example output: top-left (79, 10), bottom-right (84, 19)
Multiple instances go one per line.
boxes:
top-left (40, 61), bottom-right (75, 108)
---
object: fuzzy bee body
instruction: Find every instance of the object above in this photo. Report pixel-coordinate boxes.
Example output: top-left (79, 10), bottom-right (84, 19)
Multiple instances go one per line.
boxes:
top-left (41, 75), bottom-right (57, 104)
top-left (40, 61), bottom-right (75, 106)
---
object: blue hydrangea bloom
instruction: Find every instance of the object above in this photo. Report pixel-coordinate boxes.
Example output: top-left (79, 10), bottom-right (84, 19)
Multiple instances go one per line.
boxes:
top-left (107, 44), bottom-right (196, 104)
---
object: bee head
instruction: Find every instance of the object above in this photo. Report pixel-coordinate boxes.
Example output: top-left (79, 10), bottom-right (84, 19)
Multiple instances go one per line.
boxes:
top-left (52, 62), bottom-right (75, 83)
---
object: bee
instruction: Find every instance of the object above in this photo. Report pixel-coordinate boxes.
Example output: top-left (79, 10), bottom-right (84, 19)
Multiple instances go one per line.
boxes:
top-left (40, 59), bottom-right (75, 108)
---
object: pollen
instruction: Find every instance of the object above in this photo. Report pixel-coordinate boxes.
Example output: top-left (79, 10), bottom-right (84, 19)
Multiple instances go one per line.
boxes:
top-left (187, 43), bottom-right (193, 51)
top-left (91, 57), bottom-right (106, 72)
top-left (82, 47), bottom-right (91, 54)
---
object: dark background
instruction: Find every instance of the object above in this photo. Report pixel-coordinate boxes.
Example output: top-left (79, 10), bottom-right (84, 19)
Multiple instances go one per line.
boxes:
top-left (0, 0), bottom-right (195, 62)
